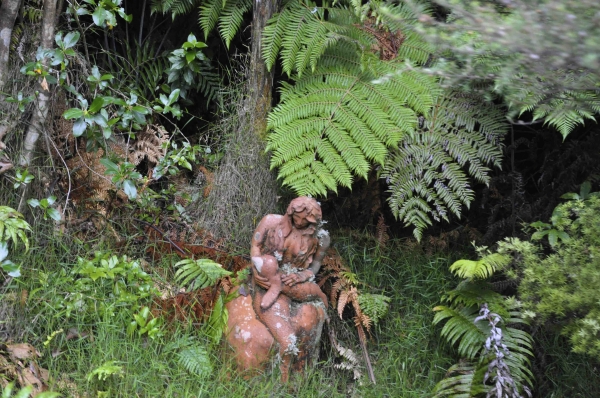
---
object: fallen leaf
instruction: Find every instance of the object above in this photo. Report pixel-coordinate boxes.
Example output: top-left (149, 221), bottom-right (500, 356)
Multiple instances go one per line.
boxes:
top-left (6, 343), bottom-right (41, 360)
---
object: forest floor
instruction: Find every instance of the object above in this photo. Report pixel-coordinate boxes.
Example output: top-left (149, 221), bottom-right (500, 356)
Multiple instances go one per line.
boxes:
top-left (1, 228), bottom-right (599, 397)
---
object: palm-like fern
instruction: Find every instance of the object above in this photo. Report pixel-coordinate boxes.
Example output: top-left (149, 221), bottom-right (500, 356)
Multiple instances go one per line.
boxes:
top-left (264, 5), bottom-right (437, 197)
top-left (199, 0), bottom-right (252, 48)
top-left (449, 253), bottom-right (511, 280)
top-left (150, 0), bottom-right (200, 18)
top-left (432, 362), bottom-right (487, 398)
top-left (174, 258), bottom-right (231, 290)
top-left (267, 48), bottom-right (435, 195)
top-left (382, 92), bottom-right (507, 240)
top-left (515, 72), bottom-right (600, 139)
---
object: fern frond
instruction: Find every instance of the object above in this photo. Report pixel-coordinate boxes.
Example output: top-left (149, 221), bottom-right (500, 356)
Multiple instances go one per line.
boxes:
top-left (432, 362), bottom-right (488, 398)
top-left (357, 293), bottom-right (391, 325)
top-left (383, 91), bottom-right (507, 240)
top-left (151, 0), bottom-right (200, 18)
top-left (449, 253), bottom-right (511, 279)
top-left (262, 2), bottom-right (370, 76)
top-left (512, 72), bottom-right (600, 139)
top-left (443, 280), bottom-right (506, 314)
top-left (206, 293), bottom-right (228, 344)
top-left (174, 258), bottom-right (231, 290)
top-left (268, 56), bottom-right (436, 197)
top-left (178, 345), bottom-right (213, 377)
top-left (433, 305), bottom-right (487, 360)
top-left (198, 0), bottom-right (222, 39)
top-left (218, 0), bottom-right (252, 48)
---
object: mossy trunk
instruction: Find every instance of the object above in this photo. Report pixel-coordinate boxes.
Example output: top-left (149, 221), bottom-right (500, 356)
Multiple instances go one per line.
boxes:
top-left (246, 0), bottom-right (278, 139)
top-left (192, 0), bottom-right (280, 248)
top-left (0, 0), bottom-right (21, 91)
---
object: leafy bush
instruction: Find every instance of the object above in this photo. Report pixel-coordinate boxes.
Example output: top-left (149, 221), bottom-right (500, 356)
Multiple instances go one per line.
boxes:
top-left (511, 190), bottom-right (600, 359)
top-left (34, 252), bottom-right (157, 323)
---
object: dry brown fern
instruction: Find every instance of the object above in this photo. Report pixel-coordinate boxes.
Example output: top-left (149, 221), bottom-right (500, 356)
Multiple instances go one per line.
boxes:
top-left (131, 125), bottom-right (169, 167)
top-left (375, 214), bottom-right (389, 248)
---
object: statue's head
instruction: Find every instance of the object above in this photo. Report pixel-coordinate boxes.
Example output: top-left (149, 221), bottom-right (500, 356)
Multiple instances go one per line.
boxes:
top-left (286, 196), bottom-right (322, 228)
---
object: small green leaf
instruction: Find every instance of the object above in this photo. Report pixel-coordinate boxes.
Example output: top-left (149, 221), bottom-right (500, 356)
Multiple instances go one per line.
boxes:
top-left (27, 199), bottom-right (40, 208)
top-left (46, 208), bottom-right (62, 221)
top-left (99, 158), bottom-right (119, 174)
top-left (92, 7), bottom-right (107, 26)
top-left (63, 108), bottom-right (84, 119)
top-left (88, 97), bottom-right (105, 113)
top-left (548, 230), bottom-right (558, 247)
top-left (580, 181), bottom-right (592, 200)
top-left (63, 31), bottom-right (81, 48)
top-left (73, 118), bottom-right (86, 137)
top-left (123, 180), bottom-right (137, 199)
top-left (168, 89), bottom-right (180, 104)
top-left (185, 51), bottom-right (196, 64)
top-left (1, 260), bottom-right (21, 278)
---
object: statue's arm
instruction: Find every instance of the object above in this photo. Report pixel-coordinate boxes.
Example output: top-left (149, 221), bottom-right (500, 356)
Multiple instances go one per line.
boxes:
top-left (306, 229), bottom-right (331, 278)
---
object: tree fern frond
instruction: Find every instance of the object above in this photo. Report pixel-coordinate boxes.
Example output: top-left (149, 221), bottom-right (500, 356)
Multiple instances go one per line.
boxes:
top-left (443, 280), bottom-right (506, 313)
top-left (432, 362), bottom-right (488, 398)
top-left (198, 0), bottom-right (222, 40)
top-left (174, 258), bottom-right (231, 290)
top-left (151, 0), bottom-right (200, 18)
top-left (267, 55), bottom-right (436, 197)
top-left (218, 0), bottom-right (252, 48)
top-left (383, 91), bottom-right (507, 240)
top-left (262, 2), bottom-right (370, 76)
top-left (449, 253), bottom-right (511, 279)
top-left (178, 345), bottom-right (213, 377)
top-left (433, 305), bottom-right (487, 360)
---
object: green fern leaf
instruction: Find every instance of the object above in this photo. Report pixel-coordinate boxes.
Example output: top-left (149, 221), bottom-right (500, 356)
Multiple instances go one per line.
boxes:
top-left (178, 345), bottom-right (213, 377)
top-left (199, 0), bottom-right (222, 39)
top-left (358, 293), bottom-right (391, 325)
top-left (151, 0), bottom-right (200, 18)
top-left (432, 361), bottom-right (488, 398)
top-left (218, 0), bottom-right (252, 48)
top-left (449, 253), bottom-right (511, 279)
top-left (383, 91), bottom-right (507, 240)
top-left (174, 258), bottom-right (231, 290)
top-left (433, 305), bottom-right (487, 359)
top-left (206, 293), bottom-right (228, 344)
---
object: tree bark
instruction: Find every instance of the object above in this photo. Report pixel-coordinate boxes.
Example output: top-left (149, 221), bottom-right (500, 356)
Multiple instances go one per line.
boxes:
top-left (18, 0), bottom-right (57, 170)
top-left (246, 0), bottom-right (279, 138)
top-left (0, 0), bottom-right (21, 90)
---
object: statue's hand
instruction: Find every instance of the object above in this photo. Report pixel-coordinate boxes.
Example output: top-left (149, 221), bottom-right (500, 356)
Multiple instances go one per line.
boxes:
top-left (252, 267), bottom-right (271, 290)
top-left (282, 269), bottom-right (313, 287)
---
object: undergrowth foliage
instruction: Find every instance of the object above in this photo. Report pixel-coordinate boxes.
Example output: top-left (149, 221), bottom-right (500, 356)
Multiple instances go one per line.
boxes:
top-left (433, 250), bottom-right (533, 397)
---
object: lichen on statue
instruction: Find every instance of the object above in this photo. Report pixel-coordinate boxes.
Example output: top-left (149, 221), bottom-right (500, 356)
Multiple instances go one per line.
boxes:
top-left (225, 197), bottom-right (330, 382)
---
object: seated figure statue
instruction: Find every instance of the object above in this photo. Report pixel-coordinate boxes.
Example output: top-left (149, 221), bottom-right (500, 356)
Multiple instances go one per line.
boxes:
top-left (252, 254), bottom-right (328, 310)
top-left (225, 196), bottom-right (330, 382)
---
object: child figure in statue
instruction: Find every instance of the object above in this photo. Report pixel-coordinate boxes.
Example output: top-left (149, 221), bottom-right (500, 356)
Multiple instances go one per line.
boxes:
top-left (252, 254), bottom-right (328, 310)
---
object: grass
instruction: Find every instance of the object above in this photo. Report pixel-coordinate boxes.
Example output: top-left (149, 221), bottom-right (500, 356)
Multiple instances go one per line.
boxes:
top-left (2, 225), bottom-right (600, 397)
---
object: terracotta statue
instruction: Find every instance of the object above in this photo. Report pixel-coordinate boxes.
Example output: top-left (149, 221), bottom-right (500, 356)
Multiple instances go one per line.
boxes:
top-left (225, 197), bottom-right (330, 382)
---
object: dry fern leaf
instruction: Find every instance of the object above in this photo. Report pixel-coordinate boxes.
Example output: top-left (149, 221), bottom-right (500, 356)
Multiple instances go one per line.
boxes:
top-left (131, 124), bottom-right (169, 166)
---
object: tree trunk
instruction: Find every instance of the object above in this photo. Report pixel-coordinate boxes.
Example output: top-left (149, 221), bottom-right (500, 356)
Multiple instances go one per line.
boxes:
top-left (18, 0), bottom-right (57, 170)
top-left (0, 0), bottom-right (21, 90)
top-left (195, 0), bottom-right (280, 247)
top-left (245, 0), bottom-right (278, 138)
